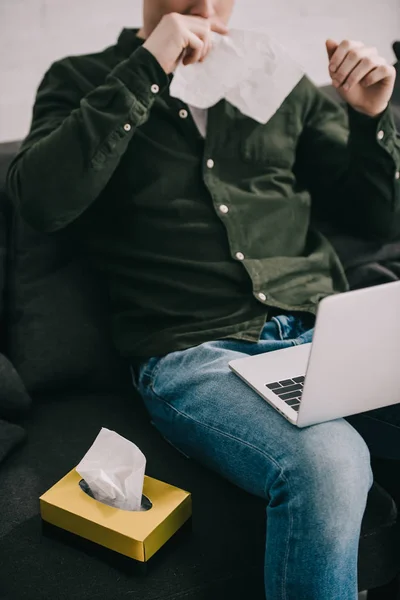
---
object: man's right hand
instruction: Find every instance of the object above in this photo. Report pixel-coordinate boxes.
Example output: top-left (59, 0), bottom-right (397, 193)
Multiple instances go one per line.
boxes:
top-left (143, 13), bottom-right (228, 75)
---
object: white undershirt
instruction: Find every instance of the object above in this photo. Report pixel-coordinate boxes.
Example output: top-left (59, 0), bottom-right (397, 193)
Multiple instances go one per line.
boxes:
top-left (171, 65), bottom-right (208, 138)
top-left (187, 105), bottom-right (208, 138)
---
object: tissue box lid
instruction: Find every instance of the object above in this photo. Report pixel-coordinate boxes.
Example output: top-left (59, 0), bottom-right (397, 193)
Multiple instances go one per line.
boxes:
top-left (40, 469), bottom-right (192, 561)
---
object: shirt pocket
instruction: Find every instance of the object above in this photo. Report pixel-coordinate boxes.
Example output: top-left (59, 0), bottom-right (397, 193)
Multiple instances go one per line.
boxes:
top-left (240, 106), bottom-right (298, 168)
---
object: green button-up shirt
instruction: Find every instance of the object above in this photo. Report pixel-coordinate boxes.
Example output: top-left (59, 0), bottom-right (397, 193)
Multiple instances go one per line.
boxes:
top-left (7, 29), bottom-right (400, 360)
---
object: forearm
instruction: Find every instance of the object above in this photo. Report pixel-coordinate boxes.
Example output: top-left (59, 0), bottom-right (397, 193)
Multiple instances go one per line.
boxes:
top-left (6, 46), bottom-right (169, 233)
top-left (329, 105), bottom-right (400, 240)
top-left (296, 78), bottom-right (400, 241)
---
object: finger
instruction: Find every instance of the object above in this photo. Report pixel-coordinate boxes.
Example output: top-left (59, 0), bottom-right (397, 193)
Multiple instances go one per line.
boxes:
top-left (210, 19), bottom-right (229, 35)
top-left (360, 63), bottom-right (396, 87)
top-left (193, 28), bottom-right (210, 62)
top-left (326, 39), bottom-right (338, 60)
top-left (184, 17), bottom-right (211, 46)
top-left (182, 41), bottom-right (202, 66)
top-left (329, 40), bottom-right (363, 73)
top-left (332, 48), bottom-right (376, 87)
top-left (183, 32), bottom-right (204, 65)
top-left (183, 46), bottom-right (203, 66)
top-left (186, 23), bottom-right (212, 63)
top-left (341, 57), bottom-right (384, 91)
top-left (200, 37), bottom-right (212, 62)
top-left (200, 31), bottom-right (211, 61)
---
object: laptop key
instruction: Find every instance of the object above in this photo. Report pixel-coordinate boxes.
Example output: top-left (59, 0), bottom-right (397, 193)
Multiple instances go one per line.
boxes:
top-left (278, 379), bottom-right (295, 386)
top-left (292, 376), bottom-right (305, 383)
top-left (292, 404), bottom-right (300, 412)
top-left (274, 383), bottom-right (302, 395)
top-left (266, 382), bottom-right (282, 390)
top-left (286, 398), bottom-right (300, 406)
top-left (279, 390), bottom-right (301, 401)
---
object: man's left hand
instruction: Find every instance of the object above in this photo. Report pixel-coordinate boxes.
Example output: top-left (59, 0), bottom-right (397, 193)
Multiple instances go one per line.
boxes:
top-left (326, 39), bottom-right (397, 117)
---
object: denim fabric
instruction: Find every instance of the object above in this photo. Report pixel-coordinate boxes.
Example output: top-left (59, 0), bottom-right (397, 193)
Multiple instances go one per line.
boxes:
top-left (132, 314), bottom-right (400, 600)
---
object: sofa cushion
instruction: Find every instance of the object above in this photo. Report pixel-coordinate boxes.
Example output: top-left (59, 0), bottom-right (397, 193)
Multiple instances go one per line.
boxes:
top-left (0, 352), bottom-right (31, 466)
top-left (1, 142), bottom-right (130, 395)
top-left (0, 353), bottom-right (31, 420)
top-left (0, 143), bottom-right (32, 464)
top-left (0, 143), bottom-right (17, 355)
top-left (7, 211), bottom-right (131, 395)
top-left (0, 139), bottom-right (131, 396)
top-left (0, 419), bottom-right (26, 464)
top-left (0, 142), bottom-right (21, 193)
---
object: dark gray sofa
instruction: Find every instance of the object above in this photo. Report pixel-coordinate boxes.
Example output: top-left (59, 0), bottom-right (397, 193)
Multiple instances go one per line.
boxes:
top-left (1, 49), bottom-right (400, 599)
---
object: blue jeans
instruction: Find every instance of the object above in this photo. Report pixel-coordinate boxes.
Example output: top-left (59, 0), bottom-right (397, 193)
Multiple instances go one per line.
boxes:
top-left (131, 314), bottom-right (400, 600)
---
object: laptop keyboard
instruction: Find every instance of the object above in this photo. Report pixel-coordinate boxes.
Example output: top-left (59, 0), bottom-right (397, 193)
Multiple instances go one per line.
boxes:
top-left (265, 376), bottom-right (305, 412)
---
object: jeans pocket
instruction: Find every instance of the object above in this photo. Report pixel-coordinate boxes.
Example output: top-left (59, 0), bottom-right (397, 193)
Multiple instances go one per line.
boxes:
top-left (271, 313), bottom-right (315, 344)
top-left (271, 315), bottom-right (293, 341)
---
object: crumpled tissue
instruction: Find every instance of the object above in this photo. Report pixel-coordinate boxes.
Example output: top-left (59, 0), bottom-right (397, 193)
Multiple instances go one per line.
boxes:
top-left (170, 28), bottom-right (305, 124)
top-left (76, 427), bottom-right (146, 511)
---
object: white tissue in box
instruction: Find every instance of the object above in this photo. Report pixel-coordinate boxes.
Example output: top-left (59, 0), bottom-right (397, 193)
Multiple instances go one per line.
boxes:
top-left (76, 427), bottom-right (146, 511)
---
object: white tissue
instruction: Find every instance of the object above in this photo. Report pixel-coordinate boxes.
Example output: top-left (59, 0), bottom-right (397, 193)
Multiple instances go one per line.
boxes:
top-left (170, 28), bottom-right (305, 124)
top-left (76, 428), bottom-right (146, 511)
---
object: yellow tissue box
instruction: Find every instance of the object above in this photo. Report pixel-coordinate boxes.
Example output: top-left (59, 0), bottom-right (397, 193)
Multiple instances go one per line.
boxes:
top-left (40, 469), bottom-right (192, 563)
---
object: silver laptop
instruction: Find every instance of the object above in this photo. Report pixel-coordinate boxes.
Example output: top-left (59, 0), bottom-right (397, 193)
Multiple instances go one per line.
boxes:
top-left (229, 281), bottom-right (400, 428)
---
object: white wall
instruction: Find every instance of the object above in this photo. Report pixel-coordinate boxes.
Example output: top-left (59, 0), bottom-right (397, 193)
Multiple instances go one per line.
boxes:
top-left (1, 0), bottom-right (399, 142)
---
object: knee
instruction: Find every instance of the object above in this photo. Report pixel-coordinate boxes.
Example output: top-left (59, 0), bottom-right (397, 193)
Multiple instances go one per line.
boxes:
top-left (271, 419), bottom-right (373, 519)
top-left (305, 419), bottom-right (372, 493)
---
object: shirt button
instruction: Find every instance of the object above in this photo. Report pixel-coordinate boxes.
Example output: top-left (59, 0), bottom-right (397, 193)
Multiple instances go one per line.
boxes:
top-left (207, 159), bottom-right (215, 169)
top-left (151, 84), bottom-right (160, 94)
top-left (123, 123), bottom-right (131, 132)
top-left (235, 252), bottom-right (245, 260)
top-left (179, 109), bottom-right (188, 119)
top-left (377, 130), bottom-right (385, 140)
top-left (258, 292), bottom-right (267, 302)
top-left (395, 171), bottom-right (400, 180)
top-left (219, 204), bottom-right (229, 214)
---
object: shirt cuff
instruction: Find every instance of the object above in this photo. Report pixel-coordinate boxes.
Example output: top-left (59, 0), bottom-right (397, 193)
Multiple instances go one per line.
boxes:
top-left (110, 46), bottom-right (170, 116)
top-left (347, 103), bottom-right (398, 156)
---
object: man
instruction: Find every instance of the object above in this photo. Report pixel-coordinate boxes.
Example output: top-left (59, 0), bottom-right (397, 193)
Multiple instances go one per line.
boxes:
top-left (6, 1), bottom-right (400, 598)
